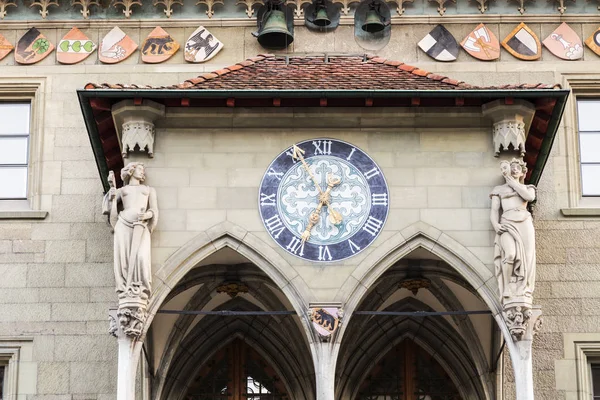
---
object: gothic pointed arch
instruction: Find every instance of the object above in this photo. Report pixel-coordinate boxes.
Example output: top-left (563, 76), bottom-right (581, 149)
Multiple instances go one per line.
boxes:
top-left (334, 222), bottom-right (506, 400)
top-left (143, 222), bottom-right (316, 400)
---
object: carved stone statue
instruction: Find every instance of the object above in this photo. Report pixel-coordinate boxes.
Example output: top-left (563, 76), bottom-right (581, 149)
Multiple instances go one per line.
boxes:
top-left (490, 158), bottom-right (536, 307)
top-left (103, 162), bottom-right (158, 338)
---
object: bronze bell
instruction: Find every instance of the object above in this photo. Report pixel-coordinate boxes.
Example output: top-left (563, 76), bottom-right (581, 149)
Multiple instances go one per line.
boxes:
top-left (257, 9), bottom-right (294, 49)
top-left (312, 7), bottom-right (331, 26)
top-left (361, 8), bottom-right (385, 33)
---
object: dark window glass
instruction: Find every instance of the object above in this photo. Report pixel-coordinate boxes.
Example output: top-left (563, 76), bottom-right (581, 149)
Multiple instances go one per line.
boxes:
top-left (0, 364), bottom-right (4, 400)
top-left (593, 364), bottom-right (600, 400)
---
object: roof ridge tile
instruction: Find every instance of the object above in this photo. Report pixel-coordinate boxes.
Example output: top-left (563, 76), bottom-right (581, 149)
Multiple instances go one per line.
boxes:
top-left (83, 54), bottom-right (557, 92)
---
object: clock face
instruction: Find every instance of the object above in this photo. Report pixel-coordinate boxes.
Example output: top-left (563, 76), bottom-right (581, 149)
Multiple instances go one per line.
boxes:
top-left (258, 139), bottom-right (389, 262)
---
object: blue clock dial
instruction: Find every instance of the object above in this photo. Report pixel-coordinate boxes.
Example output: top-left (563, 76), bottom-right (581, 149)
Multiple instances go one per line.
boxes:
top-left (258, 139), bottom-right (389, 262)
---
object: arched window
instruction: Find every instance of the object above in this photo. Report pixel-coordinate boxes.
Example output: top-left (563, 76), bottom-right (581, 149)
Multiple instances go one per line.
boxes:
top-left (186, 339), bottom-right (290, 400)
top-left (357, 340), bottom-right (461, 400)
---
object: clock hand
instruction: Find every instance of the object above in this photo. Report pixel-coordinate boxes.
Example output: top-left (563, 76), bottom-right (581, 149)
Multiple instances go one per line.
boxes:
top-left (292, 145), bottom-right (325, 195)
top-left (324, 175), bottom-right (343, 226)
top-left (301, 175), bottom-right (343, 243)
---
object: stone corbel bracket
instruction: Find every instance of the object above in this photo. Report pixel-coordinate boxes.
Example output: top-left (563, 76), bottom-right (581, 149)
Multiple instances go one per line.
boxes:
top-left (503, 304), bottom-right (542, 342)
top-left (482, 99), bottom-right (536, 158)
top-left (308, 302), bottom-right (344, 342)
top-left (112, 99), bottom-right (166, 159)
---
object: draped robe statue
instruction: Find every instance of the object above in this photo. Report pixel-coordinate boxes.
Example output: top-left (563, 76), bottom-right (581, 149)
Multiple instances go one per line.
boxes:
top-left (490, 159), bottom-right (536, 307)
top-left (103, 162), bottom-right (158, 337)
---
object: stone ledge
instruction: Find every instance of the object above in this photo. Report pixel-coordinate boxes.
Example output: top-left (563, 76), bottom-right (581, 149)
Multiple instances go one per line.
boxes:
top-left (0, 210), bottom-right (48, 220)
top-left (560, 208), bottom-right (600, 217)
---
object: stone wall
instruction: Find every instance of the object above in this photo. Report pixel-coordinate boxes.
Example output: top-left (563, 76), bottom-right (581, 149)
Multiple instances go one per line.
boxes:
top-left (0, 22), bottom-right (599, 399)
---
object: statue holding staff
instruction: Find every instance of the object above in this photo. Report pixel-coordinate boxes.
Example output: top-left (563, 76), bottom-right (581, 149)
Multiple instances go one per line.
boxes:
top-left (103, 162), bottom-right (158, 306)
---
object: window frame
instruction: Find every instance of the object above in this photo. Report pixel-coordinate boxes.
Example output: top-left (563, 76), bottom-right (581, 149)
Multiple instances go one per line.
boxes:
top-left (559, 74), bottom-right (600, 216)
top-left (0, 78), bottom-right (48, 219)
top-left (0, 338), bottom-right (35, 399)
top-left (574, 99), bottom-right (600, 197)
top-left (0, 102), bottom-right (32, 201)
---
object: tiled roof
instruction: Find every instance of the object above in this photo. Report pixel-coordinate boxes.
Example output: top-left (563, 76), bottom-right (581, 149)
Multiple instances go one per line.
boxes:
top-left (84, 54), bottom-right (558, 91)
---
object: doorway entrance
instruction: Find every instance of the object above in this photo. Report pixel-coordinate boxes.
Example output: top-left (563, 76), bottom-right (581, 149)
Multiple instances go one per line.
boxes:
top-left (185, 339), bottom-right (290, 400)
top-left (356, 339), bottom-right (461, 400)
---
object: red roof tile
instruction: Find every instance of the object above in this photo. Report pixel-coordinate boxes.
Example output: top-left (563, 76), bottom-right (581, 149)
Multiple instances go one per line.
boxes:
top-left (84, 54), bottom-right (559, 92)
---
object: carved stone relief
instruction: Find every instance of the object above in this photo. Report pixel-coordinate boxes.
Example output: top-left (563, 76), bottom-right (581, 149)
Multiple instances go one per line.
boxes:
top-left (111, 99), bottom-right (165, 159)
top-left (308, 304), bottom-right (343, 341)
top-left (482, 99), bottom-right (536, 157)
top-left (103, 162), bottom-right (158, 339)
top-left (490, 158), bottom-right (542, 341)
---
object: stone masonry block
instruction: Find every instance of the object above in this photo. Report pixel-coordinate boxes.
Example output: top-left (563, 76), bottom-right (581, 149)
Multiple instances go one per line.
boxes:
top-left (0, 303), bottom-right (51, 322)
top-left (33, 335), bottom-right (55, 362)
top-left (187, 210), bottom-right (227, 231)
top-left (39, 288), bottom-right (90, 303)
top-left (0, 263), bottom-right (27, 287)
top-left (389, 187), bottom-right (427, 209)
top-left (217, 188), bottom-right (258, 209)
top-left (51, 196), bottom-right (96, 223)
top-left (190, 168), bottom-right (228, 187)
top-left (415, 168), bottom-right (470, 186)
top-left (0, 288), bottom-right (39, 303)
top-left (65, 263), bottom-right (113, 287)
top-left (27, 263), bottom-right (65, 288)
top-left (45, 240), bottom-right (86, 263)
top-left (31, 223), bottom-right (71, 240)
top-left (178, 187), bottom-right (218, 209)
top-left (51, 302), bottom-right (113, 322)
top-left (70, 362), bottom-right (113, 393)
top-left (61, 178), bottom-right (103, 195)
top-left (420, 131), bottom-right (489, 152)
top-left (13, 240), bottom-right (45, 253)
top-left (38, 362), bottom-right (70, 394)
top-left (427, 187), bottom-right (462, 208)
top-left (55, 335), bottom-right (116, 362)
top-left (0, 240), bottom-right (10, 253)
top-left (0, 223), bottom-right (32, 239)
top-left (420, 209), bottom-right (471, 231)
top-left (0, 252), bottom-right (35, 263)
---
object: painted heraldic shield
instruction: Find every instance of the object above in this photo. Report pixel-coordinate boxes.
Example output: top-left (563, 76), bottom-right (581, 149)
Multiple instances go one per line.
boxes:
top-left (501, 22), bottom-right (541, 61)
top-left (461, 24), bottom-right (499, 61)
top-left (585, 27), bottom-right (600, 57)
top-left (0, 34), bottom-right (14, 62)
top-left (99, 26), bottom-right (138, 64)
top-left (141, 27), bottom-right (179, 64)
top-left (418, 25), bottom-right (459, 62)
top-left (543, 23), bottom-right (583, 60)
top-left (184, 26), bottom-right (223, 63)
top-left (15, 27), bottom-right (54, 65)
top-left (57, 27), bottom-right (97, 65)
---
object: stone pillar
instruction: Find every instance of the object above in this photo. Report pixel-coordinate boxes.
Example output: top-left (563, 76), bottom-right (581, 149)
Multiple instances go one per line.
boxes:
top-left (482, 99), bottom-right (536, 157)
top-left (112, 99), bottom-right (165, 159)
top-left (308, 303), bottom-right (343, 400)
top-left (500, 307), bottom-right (543, 400)
top-left (109, 308), bottom-right (144, 400)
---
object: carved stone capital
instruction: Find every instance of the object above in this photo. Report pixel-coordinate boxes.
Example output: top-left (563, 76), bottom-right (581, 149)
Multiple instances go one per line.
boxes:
top-left (482, 99), bottom-right (536, 157)
top-left (109, 299), bottom-right (149, 340)
top-left (503, 304), bottom-right (542, 342)
top-left (112, 99), bottom-right (165, 159)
